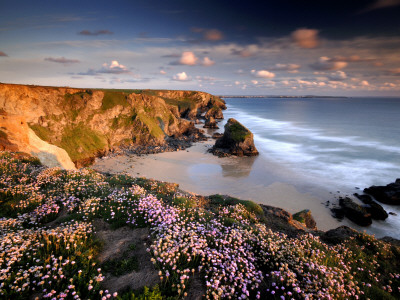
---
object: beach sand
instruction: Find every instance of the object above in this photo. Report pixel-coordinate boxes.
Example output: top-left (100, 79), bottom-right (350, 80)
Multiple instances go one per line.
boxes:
top-left (93, 139), bottom-right (347, 231)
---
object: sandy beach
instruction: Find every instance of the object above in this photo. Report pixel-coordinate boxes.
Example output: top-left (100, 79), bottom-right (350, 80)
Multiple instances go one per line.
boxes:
top-left (93, 137), bottom-right (349, 232)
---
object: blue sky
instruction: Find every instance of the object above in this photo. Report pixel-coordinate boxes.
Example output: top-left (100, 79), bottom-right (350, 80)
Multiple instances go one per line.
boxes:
top-left (1, 0), bottom-right (400, 96)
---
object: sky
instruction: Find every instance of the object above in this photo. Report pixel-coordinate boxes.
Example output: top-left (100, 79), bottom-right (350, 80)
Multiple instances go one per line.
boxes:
top-left (1, 0), bottom-right (400, 96)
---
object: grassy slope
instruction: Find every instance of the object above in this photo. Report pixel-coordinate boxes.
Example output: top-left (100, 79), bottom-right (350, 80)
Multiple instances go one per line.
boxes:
top-left (1, 151), bottom-right (399, 300)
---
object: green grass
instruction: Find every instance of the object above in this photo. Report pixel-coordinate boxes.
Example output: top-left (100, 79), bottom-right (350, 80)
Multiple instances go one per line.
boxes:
top-left (136, 113), bottom-right (165, 139)
top-left (29, 124), bottom-right (54, 142)
top-left (101, 91), bottom-right (129, 111)
top-left (101, 255), bottom-right (139, 276)
top-left (228, 122), bottom-right (250, 143)
top-left (162, 97), bottom-right (196, 111)
top-left (208, 194), bottom-right (263, 216)
top-left (60, 124), bottom-right (108, 161)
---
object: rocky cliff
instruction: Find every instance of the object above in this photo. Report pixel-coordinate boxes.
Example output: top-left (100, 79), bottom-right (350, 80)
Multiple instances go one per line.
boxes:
top-left (0, 83), bottom-right (226, 168)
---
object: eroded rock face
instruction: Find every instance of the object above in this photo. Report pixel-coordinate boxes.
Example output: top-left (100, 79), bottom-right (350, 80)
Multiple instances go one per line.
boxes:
top-left (203, 116), bottom-right (219, 129)
top-left (364, 179), bottom-right (400, 205)
top-left (0, 112), bottom-right (76, 169)
top-left (0, 83), bottom-right (225, 167)
top-left (212, 118), bottom-right (258, 157)
top-left (354, 193), bottom-right (388, 220)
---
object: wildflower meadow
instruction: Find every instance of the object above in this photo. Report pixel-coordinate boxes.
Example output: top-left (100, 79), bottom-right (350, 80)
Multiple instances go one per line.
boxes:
top-left (0, 151), bottom-right (399, 299)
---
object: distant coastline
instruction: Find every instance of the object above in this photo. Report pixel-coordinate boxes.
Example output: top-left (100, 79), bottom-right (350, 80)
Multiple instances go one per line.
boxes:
top-left (219, 95), bottom-right (348, 98)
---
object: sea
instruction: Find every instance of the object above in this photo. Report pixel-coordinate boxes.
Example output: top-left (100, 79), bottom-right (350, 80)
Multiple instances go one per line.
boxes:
top-left (222, 97), bottom-right (400, 238)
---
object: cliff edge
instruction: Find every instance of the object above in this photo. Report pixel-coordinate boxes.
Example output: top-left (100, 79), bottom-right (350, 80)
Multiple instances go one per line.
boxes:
top-left (0, 83), bottom-right (226, 167)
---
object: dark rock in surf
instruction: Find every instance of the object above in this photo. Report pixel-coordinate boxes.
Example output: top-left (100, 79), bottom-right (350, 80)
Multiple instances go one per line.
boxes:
top-left (203, 117), bottom-right (219, 129)
top-left (339, 197), bottom-right (372, 226)
top-left (354, 193), bottom-right (388, 220)
top-left (364, 179), bottom-right (400, 205)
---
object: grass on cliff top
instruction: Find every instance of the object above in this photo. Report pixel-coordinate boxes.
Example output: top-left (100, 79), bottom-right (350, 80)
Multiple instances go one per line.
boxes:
top-left (60, 124), bottom-right (108, 161)
top-left (101, 91), bottom-right (130, 111)
top-left (1, 151), bottom-right (400, 300)
top-left (29, 124), bottom-right (54, 142)
top-left (136, 113), bottom-right (165, 140)
top-left (228, 121), bottom-right (251, 142)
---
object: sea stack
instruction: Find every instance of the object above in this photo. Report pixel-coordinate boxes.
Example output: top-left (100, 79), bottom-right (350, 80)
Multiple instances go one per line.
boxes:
top-left (212, 118), bottom-right (258, 157)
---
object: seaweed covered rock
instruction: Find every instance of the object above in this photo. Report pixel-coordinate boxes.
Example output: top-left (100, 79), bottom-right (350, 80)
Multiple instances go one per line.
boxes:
top-left (364, 179), bottom-right (400, 205)
top-left (293, 209), bottom-right (317, 230)
top-left (212, 118), bottom-right (258, 157)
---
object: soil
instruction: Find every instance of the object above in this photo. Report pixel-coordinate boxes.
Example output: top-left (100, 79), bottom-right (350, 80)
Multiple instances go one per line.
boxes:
top-left (93, 219), bottom-right (160, 292)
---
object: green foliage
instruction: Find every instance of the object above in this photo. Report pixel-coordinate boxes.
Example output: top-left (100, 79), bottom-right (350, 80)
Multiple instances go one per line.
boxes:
top-left (293, 210), bottom-right (307, 223)
top-left (136, 113), bottom-right (164, 139)
top-left (111, 115), bottom-right (136, 130)
top-left (101, 255), bottom-right (139, 276)
top-left (172, 197), bottom-right (196, 209)
top-left (228, 122), bottom-right (250, 143)
top-left (117, 285), bottom-right (164, 300)
top-left (162, 97), bottom-right (195, 111)
top-left (60, 124), bottom-right (107, 161)
top-left (208, 194), bottom-right (263, 215)
top-left (29, 124), bottom-right (54, 142)
top-left (106, 174), bottom-right (136, 188)
top-left (101, 91), bottom-right (129, 111)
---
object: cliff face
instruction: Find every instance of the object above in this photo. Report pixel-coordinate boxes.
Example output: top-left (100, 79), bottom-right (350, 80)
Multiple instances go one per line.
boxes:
top-left (0, 83), bottom-right (226, 168)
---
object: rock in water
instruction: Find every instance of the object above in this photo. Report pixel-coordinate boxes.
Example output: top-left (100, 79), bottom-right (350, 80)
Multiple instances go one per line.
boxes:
top-left (293, 209), bottom-right (317, 230)
top-left (354, 193), bottom-right (388, 220)
top-left (203, 116), bottom-right (219, 129)
top-left (364, 179), bottom-right (400, 205)
top-left (212, 118), bottom-right (258, 157)
top-left (339, 197), bottom-right (372, 226)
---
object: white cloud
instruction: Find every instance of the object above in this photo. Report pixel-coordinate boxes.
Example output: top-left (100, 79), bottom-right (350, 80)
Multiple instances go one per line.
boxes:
top-left (179, 51), bottom-right (198, 65)
top-left (328, 71), bottom-right (347, 81)
top-left (310, 57), bottom-right (348, 71)
top-left (173, 71), bottom-right (191, 81)
top-left (202, 57), bottom-right (215, 66)
top-left (271, 63), bottom-right (301, 71)
top-left (361, 80), bottom-right (369, 86)
top-left (291, 28), bottom-right (320, 49)
top-left (251, 69), bottom-right (276, 78)
top-left (251, 80), bottom-right (258, 84)
top-left (100, 60), bottom-right (131, 74)
top-left (159, 70), bottom-right (167, 75)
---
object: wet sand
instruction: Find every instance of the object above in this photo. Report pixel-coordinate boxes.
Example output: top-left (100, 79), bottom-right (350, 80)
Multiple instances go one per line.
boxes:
top-left (93, 139), bottom-right (347, 231)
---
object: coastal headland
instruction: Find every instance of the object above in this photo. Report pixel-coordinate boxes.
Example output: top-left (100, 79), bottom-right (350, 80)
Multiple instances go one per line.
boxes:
top-left (0, 83), bottom-right (399, 299)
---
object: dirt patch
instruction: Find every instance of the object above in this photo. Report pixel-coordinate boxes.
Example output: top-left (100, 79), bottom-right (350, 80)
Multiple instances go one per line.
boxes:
top-left (93, 219), bottom-right (160, 292)
top-left (184, 271), bottom-right (206, 300)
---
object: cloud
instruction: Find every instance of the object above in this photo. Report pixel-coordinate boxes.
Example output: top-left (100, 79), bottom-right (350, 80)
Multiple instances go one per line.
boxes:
top-left (172, 72), bottom-right (191, 81)
top-left (251, 69), bottom-right (276, 78)
top-left (202, 57), bottom-right (215, 66)
top-left (79, 60), bottom-right (131, 75)
top-left (251, 80), bottom-right (258, 85)
top-left (170, 51), bottom-right (198, 65)
top-left (159, 70), bottom-right (167, 75)
top-left (190, 28), bottom-right (224, 42)
top-left (328, 71), bottom-right (347, 81)
top-left (361, 80), bottom-right (370, 86)
top-left (359, 0), bottom-right (400, 13)
top-left (387, 68), bottom-right (400, 75)
top-left (310, 57), bottom-right (348, 71)
top-left (203, 29), bottom-right (224, 41)
top-left (231, 45), bottom-right (259, 57)
top-left (44, 57), bottom-right (80, 65)
top-left (0, 51), bottom-right (7, 57)
top-left (270, 63), bottom-right (301, 71)
top-left (291, 28), bottom-right (320, 49)
top-left (78, 29), bottom-right (113, 36)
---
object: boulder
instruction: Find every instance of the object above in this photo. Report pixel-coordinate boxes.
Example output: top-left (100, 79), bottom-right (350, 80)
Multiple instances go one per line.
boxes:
top-left (339, 197), bottom-right (372, 226)
top-left (293, 209), bottom-right (317, 230)
top-left (322, 226), bottom-right (359, 244)
top-left (211, 132), bottom-right (223, 139)
top-left (203, 116), bottom-right (219, 129)
top-left (354, 193), bottom-right (388, 220)
top-left (212, 118), bottom-right (258, 157)
top-left (205, 106), bottom-right (224, 120)
top-left (364, 179), bottom-right (400, 205)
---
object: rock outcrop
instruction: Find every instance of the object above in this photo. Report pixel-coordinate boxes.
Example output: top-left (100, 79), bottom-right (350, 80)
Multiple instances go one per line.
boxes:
top-left (364, 179), bottom-right (400, 205)
top-left (338, 197), bottom-right (372, 226)
top-left (293, 209), bottom-right (317, 230)
top-left (211, 118), bottom-right (258, 157)
top-left (354, 193), bottom-right (388, 220)
top-left (0, 112), bottom-right (76, 169)
top-left (203, 117), bottom-right (219, 129)
top-left (0, 83), bottom-right (226, 167)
